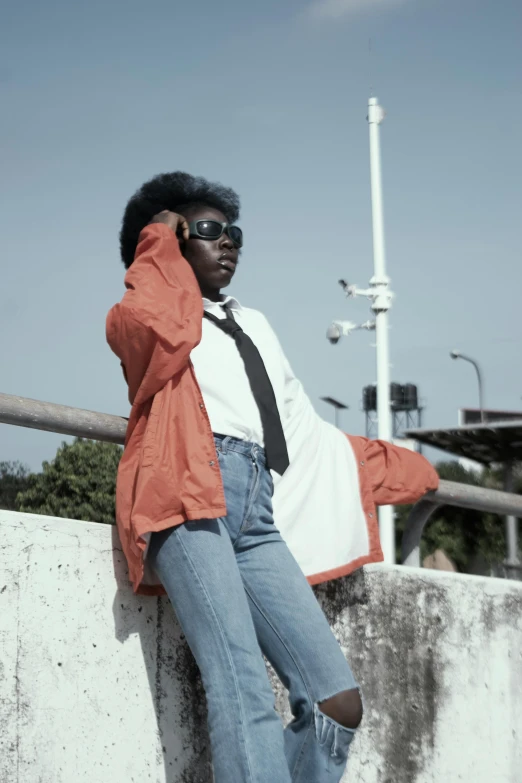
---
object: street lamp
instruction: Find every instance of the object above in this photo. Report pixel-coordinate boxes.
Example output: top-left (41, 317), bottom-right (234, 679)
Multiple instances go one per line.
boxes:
top-left (320, 397), bottom-right (349, 429)
top-left (450, 350), bottom-right (486, 423)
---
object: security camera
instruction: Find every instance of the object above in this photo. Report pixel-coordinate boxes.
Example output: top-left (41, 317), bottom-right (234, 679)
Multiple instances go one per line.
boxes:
top-left (326, 320), bottom-right (361, 344)
top-left (326, 324), bottom-right (342, 345)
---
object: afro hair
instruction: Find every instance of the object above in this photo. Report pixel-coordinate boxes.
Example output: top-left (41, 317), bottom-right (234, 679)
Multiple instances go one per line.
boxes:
top-left (119, 171), bottom-right (241, 268)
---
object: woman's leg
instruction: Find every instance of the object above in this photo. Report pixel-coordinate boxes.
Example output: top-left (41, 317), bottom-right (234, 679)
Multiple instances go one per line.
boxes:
top-left (234, 452), bottom-right (362, 782)
top-left (147, 443), bottom-right (292, 783)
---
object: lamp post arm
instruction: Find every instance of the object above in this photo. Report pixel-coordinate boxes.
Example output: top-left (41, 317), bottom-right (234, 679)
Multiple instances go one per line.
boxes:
top-left (461, 354), bottom-right (485, 423)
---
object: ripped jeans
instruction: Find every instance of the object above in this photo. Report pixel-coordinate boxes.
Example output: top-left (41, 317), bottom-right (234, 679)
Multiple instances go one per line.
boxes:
top-left (148, 435), bottom-right (360, 782)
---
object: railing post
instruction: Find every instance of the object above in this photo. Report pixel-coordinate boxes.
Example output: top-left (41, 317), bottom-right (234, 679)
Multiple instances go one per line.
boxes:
top-left (503, 462), bottom-right (522, 580)
top-left (401, 499), bottom-right (440, 567)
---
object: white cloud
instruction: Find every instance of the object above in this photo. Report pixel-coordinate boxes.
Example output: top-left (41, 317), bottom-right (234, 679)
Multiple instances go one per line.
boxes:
top-left (305, 0), bottom-right (409, 20)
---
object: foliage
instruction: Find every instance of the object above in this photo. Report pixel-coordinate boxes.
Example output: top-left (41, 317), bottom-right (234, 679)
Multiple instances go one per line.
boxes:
top-left (17, 439), bottom-right (122, 524)
top-left (0, 461), bottom-right (32, 510)
top-left (395, 460), bottom-right (518, 571)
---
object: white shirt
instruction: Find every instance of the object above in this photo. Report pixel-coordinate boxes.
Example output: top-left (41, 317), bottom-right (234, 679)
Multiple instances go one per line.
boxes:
top-left (190, 295), bottom-right (281, 447)
top-left (192, 299), bottom-right (372, 578)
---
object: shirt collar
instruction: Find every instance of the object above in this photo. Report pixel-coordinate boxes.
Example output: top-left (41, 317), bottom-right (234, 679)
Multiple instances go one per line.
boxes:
top-left (202, 294), bottom-right (242, 313)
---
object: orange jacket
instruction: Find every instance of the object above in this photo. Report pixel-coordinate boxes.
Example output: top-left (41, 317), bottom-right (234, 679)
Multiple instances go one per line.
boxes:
top-left (107, 223), bottom-right (439, 595)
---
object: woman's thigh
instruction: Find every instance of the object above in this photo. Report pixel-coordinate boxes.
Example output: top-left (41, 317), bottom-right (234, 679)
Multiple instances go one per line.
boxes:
top-left (148, 520), bottom-right (272, 701)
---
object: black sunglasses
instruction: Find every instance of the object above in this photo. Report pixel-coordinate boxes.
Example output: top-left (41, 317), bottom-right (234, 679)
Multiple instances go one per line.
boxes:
top-left (187, 220), bottom-right (243, 248)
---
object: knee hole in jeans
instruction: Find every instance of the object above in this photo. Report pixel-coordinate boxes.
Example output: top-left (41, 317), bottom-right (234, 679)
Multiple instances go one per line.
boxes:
top-left (318, 688), bottom-right (363, 729)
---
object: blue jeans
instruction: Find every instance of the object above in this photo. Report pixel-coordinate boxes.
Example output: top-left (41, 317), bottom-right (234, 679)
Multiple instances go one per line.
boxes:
top-left (148, 435), bottom-right (359, 783)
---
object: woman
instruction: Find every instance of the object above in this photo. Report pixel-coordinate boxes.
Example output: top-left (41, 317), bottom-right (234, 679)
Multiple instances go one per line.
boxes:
top-left (107, 172), bottom-right (439, 782)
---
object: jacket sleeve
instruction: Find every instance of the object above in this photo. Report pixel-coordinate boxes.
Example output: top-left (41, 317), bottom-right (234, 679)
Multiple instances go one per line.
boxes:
top-left (353, 436), bottom-right (439, 506)
top-left (106, 223), bottom-right (203, 406)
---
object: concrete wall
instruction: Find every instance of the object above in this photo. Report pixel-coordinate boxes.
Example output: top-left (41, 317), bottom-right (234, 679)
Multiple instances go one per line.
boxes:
top-left (1, 510), bottom-right (521, 783)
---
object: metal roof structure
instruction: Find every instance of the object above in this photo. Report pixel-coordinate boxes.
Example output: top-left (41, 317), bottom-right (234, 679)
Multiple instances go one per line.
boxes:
top-left (405, 420), bottom-right (522, 465)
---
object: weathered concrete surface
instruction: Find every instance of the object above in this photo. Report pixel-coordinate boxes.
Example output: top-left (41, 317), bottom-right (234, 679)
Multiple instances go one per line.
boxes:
top-left (1, 510), bottom-right (521, 783)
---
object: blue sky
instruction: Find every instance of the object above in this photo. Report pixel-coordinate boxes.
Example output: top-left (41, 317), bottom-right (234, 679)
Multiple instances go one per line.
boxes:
top-left (1, 0), bottom-right (521, 469)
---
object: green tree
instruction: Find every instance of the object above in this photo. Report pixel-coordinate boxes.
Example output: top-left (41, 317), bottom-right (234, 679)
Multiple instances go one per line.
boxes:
top-left (17, 439), bottom-right (122, 524)
top-left (0, 461), bottom-right (32, 510)
top-left (395, 460), bottom-right (517, 571)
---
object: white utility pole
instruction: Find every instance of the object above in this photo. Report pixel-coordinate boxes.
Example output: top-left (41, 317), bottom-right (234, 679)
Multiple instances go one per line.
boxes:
top-left (368, 97), bottom-right (395, 564)
top-left (326, 96), bottom-right (395, 563)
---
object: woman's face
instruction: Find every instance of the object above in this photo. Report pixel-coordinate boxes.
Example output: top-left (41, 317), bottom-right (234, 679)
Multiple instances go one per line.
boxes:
top-left (180, 205), bottom-right (240, 300)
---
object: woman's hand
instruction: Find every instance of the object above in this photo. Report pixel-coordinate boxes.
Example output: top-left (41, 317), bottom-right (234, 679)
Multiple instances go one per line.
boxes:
top-left (149, 210), bottom-right (190, 241)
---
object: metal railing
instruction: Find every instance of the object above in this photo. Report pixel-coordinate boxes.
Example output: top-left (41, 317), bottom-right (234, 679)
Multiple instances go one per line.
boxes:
top-left (402, 485), bottom-right (522, 577)
top-left (0, 392), bottom-right (127, 444)
top-left (1, 392), bottom-right (521, 575)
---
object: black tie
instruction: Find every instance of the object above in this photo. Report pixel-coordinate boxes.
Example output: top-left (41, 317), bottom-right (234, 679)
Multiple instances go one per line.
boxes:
top-left (204, 306), bottom-right (290, 475)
